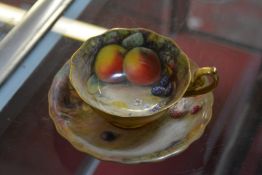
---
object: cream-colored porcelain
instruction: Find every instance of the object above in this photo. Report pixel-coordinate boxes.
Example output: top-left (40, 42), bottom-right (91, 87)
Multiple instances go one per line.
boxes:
top-left (48, 62), bottom-right (213, 164)
top-left (69, 28), bottom-right (218, 128)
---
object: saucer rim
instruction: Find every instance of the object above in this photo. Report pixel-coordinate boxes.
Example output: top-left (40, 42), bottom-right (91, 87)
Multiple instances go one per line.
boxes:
top-left (49, 92), bottom-right (213, 164)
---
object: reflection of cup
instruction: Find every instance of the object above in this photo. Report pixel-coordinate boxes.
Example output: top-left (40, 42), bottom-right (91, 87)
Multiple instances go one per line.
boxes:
top-left (70, 28), bottom-right (218, 128)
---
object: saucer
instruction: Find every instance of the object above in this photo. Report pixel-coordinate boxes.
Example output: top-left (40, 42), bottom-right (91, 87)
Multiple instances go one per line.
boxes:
top-left (48, 62), bottom-right (213, 164)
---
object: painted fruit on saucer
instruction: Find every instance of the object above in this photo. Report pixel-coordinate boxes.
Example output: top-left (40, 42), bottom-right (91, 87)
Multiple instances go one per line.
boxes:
top-left (48, 62), bottom-right (213, 164)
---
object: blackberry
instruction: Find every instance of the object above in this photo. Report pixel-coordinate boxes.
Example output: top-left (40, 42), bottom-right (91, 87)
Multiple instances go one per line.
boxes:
top-left (151, 86), bottom-right (166, 96)
top-left (160, 75), bottom-right (170, 87)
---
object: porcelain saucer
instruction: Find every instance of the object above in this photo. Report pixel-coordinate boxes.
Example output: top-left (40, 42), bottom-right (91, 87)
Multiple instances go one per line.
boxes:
top-left (48, 62), bottom-right (213, 164)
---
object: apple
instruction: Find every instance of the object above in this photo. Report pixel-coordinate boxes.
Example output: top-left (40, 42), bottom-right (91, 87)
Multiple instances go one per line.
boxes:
top-left (95, 44), bottom-right (126, 83)
top-left (123, 47), bottom-right (161, 85)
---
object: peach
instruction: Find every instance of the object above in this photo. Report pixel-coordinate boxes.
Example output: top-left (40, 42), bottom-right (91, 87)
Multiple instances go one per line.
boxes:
top-left (95, 44), bottom-right (126, 83)
top-left (123, 47), bottom-right (161, 85)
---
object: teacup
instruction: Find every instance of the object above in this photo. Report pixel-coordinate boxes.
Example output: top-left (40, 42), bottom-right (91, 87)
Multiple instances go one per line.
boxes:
top-left (69, 28), bottom-right (218, 128)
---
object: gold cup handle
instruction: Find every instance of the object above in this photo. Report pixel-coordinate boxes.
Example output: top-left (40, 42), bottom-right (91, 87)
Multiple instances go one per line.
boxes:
top-left (185, 67), bottom-right (218, 96)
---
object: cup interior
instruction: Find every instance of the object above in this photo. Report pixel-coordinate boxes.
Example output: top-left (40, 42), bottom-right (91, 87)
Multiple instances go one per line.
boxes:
top-left (70, 28), bottom-right (191, 118)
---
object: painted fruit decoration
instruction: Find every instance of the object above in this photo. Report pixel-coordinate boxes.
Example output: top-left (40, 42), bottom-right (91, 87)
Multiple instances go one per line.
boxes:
top-left (95, 44), bottom-right (126, 83)
top-left (94, 45), bottom-right (162, 86)
top-left (92, 30), bottom-right (178, 99)
top-left (69, 28), bottom-right (192, 117)
top-left (123, 47), bottom-right (161, 85)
